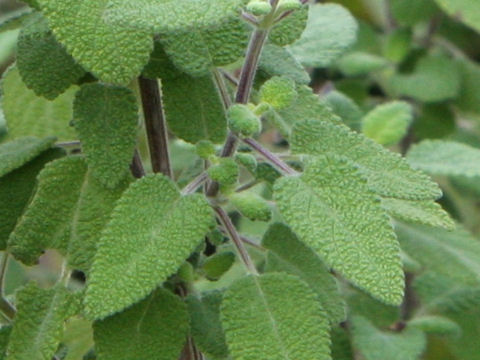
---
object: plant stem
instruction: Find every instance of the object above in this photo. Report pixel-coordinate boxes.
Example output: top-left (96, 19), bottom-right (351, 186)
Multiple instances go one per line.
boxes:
top-left (242, 138), bottom-right (298, 176)
top-left (130, 149), bottom-right (145, 178)
top-left (214, 207), bottom-right (259, 275)
top-left (212, 68), bottom-right (232, 108)
top-left (0, 253), bottom-right (15, 321)
top-left (181, 172), bottom-right (208, 196)
top-left (138, 76), bottom-right (172, 178)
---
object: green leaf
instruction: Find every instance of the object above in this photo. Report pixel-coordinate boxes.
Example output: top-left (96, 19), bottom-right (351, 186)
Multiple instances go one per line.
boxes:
top-left (6, 283), bottom-right (75, 360)
top-left (336, 52), bottom-right (389, 76)
top-left (62, 318), bottom-right (94, 360)
top-left (94, 288), bottom-right (188, 360)
top-left (262, 223), bottom-right (345, 323)
top-left (259, 77), bottom-right (297, 110)
top-left (390, 0), bottom-right (439, 26)
top-left (186, 291), bottom-right (229, 359)
top-left (413, 104), bottom-right (455, 140)
top-left (141, 41), bottom-right (180, 80)
top-left (1, 67), bottom-right (77, 141)
top-left (163, 73), bottom-right (227, 144)
top-left (396, 222), bottom-right (480, 285)
top-left (202, 252), bottom-right (236, 281)
top-left (362, 101), bottom-right (413, 146)
top-left (269, 5), bottom-right (308, 46)
top-left (0, 326), bottom-right (11, 360)
top-left (8, 156), bottom-right (128, 271)
top-left (73, 83), bottom-right (138, 188)
top-left (85, 174), bottom-right (212, 319)
top-left (0, 136), bottom-right (56, 177)
top-left (455, 59), bottom-right (480, 118)
top-left (37, 0), bottom-right (153, 84)
top-left (381, 198), bottom-right (455, 230)
top-left (274, 155), bottom-right (404, 305)
top-left (291, 120), bottom-right (441, 200)
top-left (434, 0), bottom-right (480, 33)
top-left (0, 8), bottom-right (33, 34)
top-left (230, 192), bottom-right (271, 222)
top-left (407, 140), bottom-right (480, 177)
top-left (221, 273), bottom-right (331, 360)
top-left (324, 90), bottom-right (363, 131)
top-left (258, 44), bottom-right (310, 84)
top-left (288, 4), bottom-right (358, 67)
top-left (0, 147), bottom-right (64, 249)
top-left (391, 56), bottom-right (461, 103)
top-left (16, 14), bottom-right (85, 100)
top-left (409, 315), bottom-right (461, 336)
top-left (351, 316), bottom-right (426, 360)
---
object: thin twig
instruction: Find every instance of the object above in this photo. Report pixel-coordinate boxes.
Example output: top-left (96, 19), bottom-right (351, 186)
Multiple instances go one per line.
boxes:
top-left (181, 172), bottom-right (208, 196)
top-left (220, 69), bottom-right (239, 87)
top-left (212, 68), bottom-right (232, 108)
top-left (130, 149), bottom-right (146, 178)
top-left (219, 227), bottom-right (265, 250)
top-left (235, 180), bottom-right (259, 193)
top-left (214, 207), bottom-right (259, 275)
top-left (138, 76), bottom-right (172, 178)
top-left (243, 138), bottom-right (298, 176)
top-left (0, 253), bottom-right (15, 321)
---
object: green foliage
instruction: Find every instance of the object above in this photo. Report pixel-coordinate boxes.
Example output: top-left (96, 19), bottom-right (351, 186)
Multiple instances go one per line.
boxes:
top-left (269, 4), bottom-right (308, 47)
top-left (85, 174), bottom-right (212, 319)
top-left (433, 0), bottom-right (480, 33)
top-left (1, 67), bottom-right (77, 141)
top-left (227, 104), bottom-right (261, 137)
top-left (221, 273), bottom-right (331, 360)
top-left (274, 155), bottom-right (404, 305)
top-left (230, 192), bottom-right (271, 221)
top-left (93, 288), bottom-right (188, 360)
top-left (73, 83), bottom-right (138, 188)
top-left (202, 252), bottom-right (236, 281)
top-left (336, 52), bottom-right (389, 76)
top-left (409, 315), bottom-right (461, 336)
top-left (259, 76), bottom-right (297, 110)
top-left (207, 158), bottom-right (239, 187)
top-left (258, 44), bottom-right (310, 84)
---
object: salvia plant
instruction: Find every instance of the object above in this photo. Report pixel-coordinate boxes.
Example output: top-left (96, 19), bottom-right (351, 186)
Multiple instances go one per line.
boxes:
top-left (0, 0), bottom-right (479, 358)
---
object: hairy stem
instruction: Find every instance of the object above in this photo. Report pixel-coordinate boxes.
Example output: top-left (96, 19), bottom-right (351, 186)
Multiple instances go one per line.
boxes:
top-left (181, 172), bottom-right (208, 196)
top-left (243, 138), bottom-right (298, 176)
top-left (0, 253), bottom-right (15, 321)
top-left (214, 207), bottom-right (259, 275)
top-left (138, 76), bottom-right (172, 178)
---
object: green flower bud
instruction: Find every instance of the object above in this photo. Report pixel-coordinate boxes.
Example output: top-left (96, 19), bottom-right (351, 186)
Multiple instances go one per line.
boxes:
top-left (235, 153), bottom-right (258, 173)
top-left (202, 251), bottom-right (235, 280)
top-left (207, 158), bottom-right (239, 186)
top-left (260, 76), bottom-right (297, 110)
top-left (177, 261), bottom-right (195, 283)
top-left (230, 192), bottom-right (272, 222)
top-left (196, 140), bottom-right (216, 159)
top-left (227, 104), bottom-right (262, 137)
top-left (246, 0), bottom-right (273, 16)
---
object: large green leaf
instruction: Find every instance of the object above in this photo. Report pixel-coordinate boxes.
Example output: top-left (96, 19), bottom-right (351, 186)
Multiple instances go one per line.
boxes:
top-left (221, 273), bottom-right (331, 360)
top-left (1, 67), bottom-right (77, 141)
top-left (94, 288), bottom-right (188, 360)
top-left (291, 120), bottom-right (441, 201)
top-left (85, 174), bottom-right (212, 319)
top-left (262, 223), bottom-right (345, 323)
top-left (407, 140), bottom-right (480, 177)
top-left (6, 283), bottom-right (76, 360)
top-left (258, 44), bottom-right (310, 84)
top-left (434, 0), bottom-right (480, 33)
top-left (274, 155), bottom-right (404, 305)
top-left (37, 0), bottom-right (153, 84)
top-left (8, 156), bottom-right (128, 272)
top-left (162, 73), bottom-right (227, 144)
top-left (0, 148), bottom-right (64, 249)
top-left (16, 14), bottom-right (85, 100)
top-left (62, 318), bottom-right (94, 360)
top-left (351, 316), bottom-right (426, 360)
top-left (73, 83), bottom-right (138, 188)
top-left (288, 4), bottom-right (358, 67)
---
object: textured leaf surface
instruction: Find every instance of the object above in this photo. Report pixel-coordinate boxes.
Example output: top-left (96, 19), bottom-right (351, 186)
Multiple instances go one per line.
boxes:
top-left (62, 318), bottom-right (94, 360)
top-left (258, 44), bottom-right (310, 84)
top-left (163, 73), bottom-right (227, 144)
top-left (274, 155), bottom-right (404, 305)
top-left (396, 222), bottom-right (480, 285)
top-left (434, 0), bottom-right (480, 33)
top-left (381, 198), bottom-right (454, 230)
top-left (262, 223), bottom-right (345, 323)
top-left (269, 5), bottom-right (308, 46)
top-left (85, 174), bottom-right (212, 319)
top-left (0, 137), bottom-right (55, 178)
top-left (291, 120), bottom-right (441, 200)
top-left (221, 273), bottom-right (331, 360)
top-left (351, 316), bottom-right (426, 360)
top-left (8, 156), bottom-right (128, 271)
top-left (288, 4), bottom-right (358, 67)
top-left (362, 101), bottom-right (413, 146)
top-left (324, 90), bottom-right (363, 131)
top-left (0, 326), bottom-right (11, 359)
top-left (73, 83), bottom-right (138, 188)
top-left (1, 67), bottom-right (77, 141)
top-left (409, 315), bottom-right (461, 336)
top-left (38, 0), bottom-right (153, 84)
top-left (6, 283), bottom-right (74, 360)
top-left (407, 140), bottom-right (480, 177)
top-left (94, 288), bottom-right (188, 360)
top-left (0, 148), bottom-right (64, 249)
top-left (17, 14), bottom-right (85, 100)
top-left (186, 291), bottom-right (229, 359)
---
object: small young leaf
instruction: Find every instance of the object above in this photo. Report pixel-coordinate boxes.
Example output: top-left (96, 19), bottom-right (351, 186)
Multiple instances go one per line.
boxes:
top-left (362, 101), bottom-right (413, 146)
top-left (258, 44), bottom-right (310, 84)
top-left (288, 4), bottom-right (358, 67)
top-left (433, 0), bottom-right (480, 34)
top-left (202, 252), bottom-right (236, 281)
top-left (6, 283), bottom-right (75, 360)
top-left (390, 0), bottom-right (439, 26)
top-left (94, 288), bottom-right (188, 360)
top-left (336, 52), bottom-right (389, 76)
top-left (162, 73), bottom-right (227, 144)
top-left (259, 77), bottom-right (297, 110)
top-left (207, 158), bottom-right (239, 187)
top-left (227, 104), bottom-right (261, 137)
top-left (351, 316), bottom-right (426, 360)
top-left (381, 198), bottom-right (455, 230)
top-left (85, 174), bottom-right (212, 319)
top-left (221, 273), bottom-right (331, 360)
top-left (8, 156), bottom-right (128, 271)
top-left (73, 83), bottom-right (138, 188)
top-left (324, 90), bottom-right (363, 131)
top-left (16, 14), bottom-right (85, 100)
top-left (37, 0), bottom-right (153, 84)
top-left (409, 315), bottom-right (461, 336)
top-left (1, 67), bottom-right (77, 141)
top-left (186, 291), bottom-right (229, 359)
top-left (269, 5), bottom-right (308, 46)
top-left (230, 192), bottom-right (271, 222)
top-left (407, 140), bottom-right (480, 177)
top-left (291, 120), bottom-right (441, 200)
top-left (262, 223), bottom-right (345, 323)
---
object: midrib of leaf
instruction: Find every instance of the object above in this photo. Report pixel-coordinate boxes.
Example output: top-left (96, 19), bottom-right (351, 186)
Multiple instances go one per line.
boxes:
top-left (67, 170), bottom-right (89, 256)
top-left (252, 276), bottom-right (292, 360)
